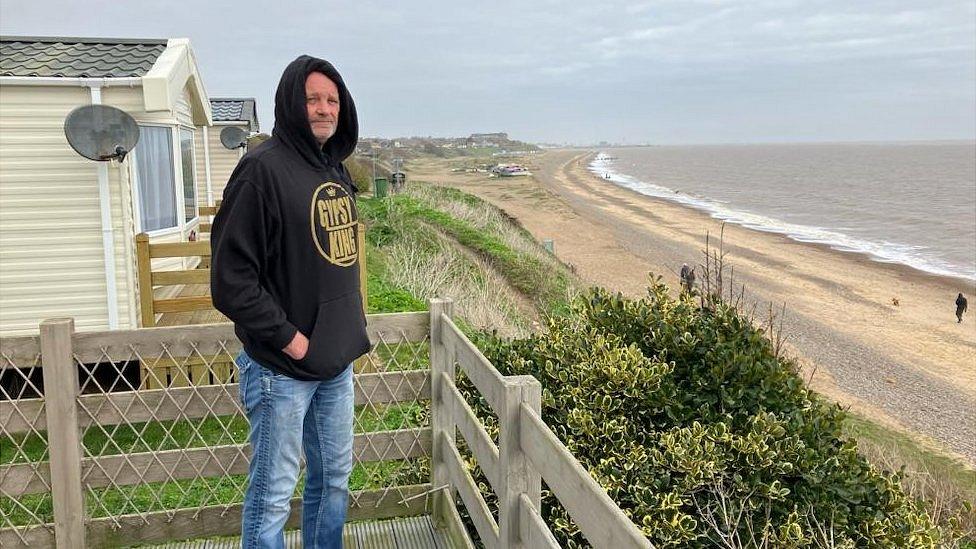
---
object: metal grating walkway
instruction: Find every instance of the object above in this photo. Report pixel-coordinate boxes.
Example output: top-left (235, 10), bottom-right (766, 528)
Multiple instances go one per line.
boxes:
top-left (143, 515), bottom-right (455, 548)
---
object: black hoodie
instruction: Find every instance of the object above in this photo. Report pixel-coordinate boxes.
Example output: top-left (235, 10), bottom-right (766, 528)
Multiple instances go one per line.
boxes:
top-left (210, 55), bottom-right (369, 380)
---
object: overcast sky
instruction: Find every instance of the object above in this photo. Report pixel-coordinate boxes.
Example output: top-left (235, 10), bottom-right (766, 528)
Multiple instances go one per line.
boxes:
top-left (2, 0), bottom-right (974, 144)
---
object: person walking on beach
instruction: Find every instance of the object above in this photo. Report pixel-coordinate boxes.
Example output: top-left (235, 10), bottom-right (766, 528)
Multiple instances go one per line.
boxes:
top-left (956, 293), bottom-right (968, 323)
top-left (211, 55), bottom-right (369, 549)
top-left (680, 263), bottom-right (696, 294)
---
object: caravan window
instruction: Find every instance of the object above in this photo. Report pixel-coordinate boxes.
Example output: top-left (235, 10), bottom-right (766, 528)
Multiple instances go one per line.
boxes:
top-left (179, 128), bottom-right (197, 222)
top-left (134, 126), bottom-right (178, 232)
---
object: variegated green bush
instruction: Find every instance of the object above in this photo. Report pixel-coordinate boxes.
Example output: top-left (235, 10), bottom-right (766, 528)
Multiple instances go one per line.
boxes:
top-left (474, 281), bottom-right (954, 548)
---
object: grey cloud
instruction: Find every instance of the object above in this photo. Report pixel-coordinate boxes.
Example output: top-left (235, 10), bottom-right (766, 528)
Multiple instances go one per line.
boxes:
top-left (0, 0), bottom-right (972, 144)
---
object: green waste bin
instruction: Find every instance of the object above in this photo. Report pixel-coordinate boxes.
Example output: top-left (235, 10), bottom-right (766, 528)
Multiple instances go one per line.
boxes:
top-left (374, 177), bottom-right (389, 198)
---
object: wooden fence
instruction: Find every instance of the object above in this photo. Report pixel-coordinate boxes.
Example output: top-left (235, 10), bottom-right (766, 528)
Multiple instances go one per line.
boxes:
top-left (133, 229), bottom-right (224, 390)
top-left (0, 300), bottom-right (651, 548)
top-left (133, 219), bottom-right (368, 388)
top-left (0, 311), bottom-right (435, 548)
top-left (197, 204), bottom-right (219, 237)
top-left (134, 234), bottom-right (214, 329)
top-left (134, 212), bottom-right (365, 330)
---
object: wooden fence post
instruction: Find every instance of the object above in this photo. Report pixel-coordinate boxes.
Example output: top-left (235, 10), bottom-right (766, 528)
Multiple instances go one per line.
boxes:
top-left (354, 222), bottom-right (372, 373)
top-left (428, 298), bottom-right (455, 527)
top-left (358, 222), bottom-right (367, 313)
top-left (40, 318), bottom-right (85, 548)
top-left (498, 375), bottom-right (543, 548)
top-left (135, 233), bottom-right (154, 328)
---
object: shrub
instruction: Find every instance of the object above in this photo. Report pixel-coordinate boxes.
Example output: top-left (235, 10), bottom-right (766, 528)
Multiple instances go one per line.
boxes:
top-left (474, 282), bottom-right (952, 547)
top-left (345, 156), bottom-right (373, 193)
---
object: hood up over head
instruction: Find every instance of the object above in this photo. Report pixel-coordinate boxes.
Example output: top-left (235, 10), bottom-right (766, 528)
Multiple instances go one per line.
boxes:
top-left (272, 55), bottom-right (358, 169)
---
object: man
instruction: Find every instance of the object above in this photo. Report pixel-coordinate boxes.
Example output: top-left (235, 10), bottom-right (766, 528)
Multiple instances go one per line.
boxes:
top-left (957, 293), bottom-right (968, 323)
top-left (210, 55), bottom-right (369, 549)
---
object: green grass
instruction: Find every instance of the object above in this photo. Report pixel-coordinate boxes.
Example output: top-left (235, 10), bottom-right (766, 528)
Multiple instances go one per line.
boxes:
top-left (841, 413), bottom-right (976, 545)
top-left (843, 413), bottom-right (976, 500)
top-left (365, 249), bottom-right (427, 314)
top-left (410, 202), bottom-right (571, 312)
top-left (424, 184), bottom-right (485, 208)
top-left (359, 192), bottom-right (572, 314)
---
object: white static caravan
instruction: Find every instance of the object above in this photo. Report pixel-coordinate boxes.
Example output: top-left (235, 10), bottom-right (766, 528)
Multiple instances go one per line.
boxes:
top-left (196, 98), bottom-right (259, 207)
top-left (0, 36), bottom-right (213, 335)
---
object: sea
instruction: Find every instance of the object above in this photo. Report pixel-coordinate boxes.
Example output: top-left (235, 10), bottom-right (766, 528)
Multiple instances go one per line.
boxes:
top-left (590, 142), bottom-right (976, 283)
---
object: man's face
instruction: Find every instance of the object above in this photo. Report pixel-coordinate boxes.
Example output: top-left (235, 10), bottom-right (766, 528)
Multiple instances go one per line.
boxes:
top-left (305, 72), bottom-right (340, 146)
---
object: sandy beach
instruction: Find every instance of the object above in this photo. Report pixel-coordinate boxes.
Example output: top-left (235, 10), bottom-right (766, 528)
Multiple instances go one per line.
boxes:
top-left (407, 149), bottom-right (976, 464)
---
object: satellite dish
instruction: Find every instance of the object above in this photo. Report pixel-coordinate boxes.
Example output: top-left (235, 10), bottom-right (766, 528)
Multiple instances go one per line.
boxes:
top-left (64, 105), bottom-right (139, 162)
top-left (220, 126), bottom-right (247, 150)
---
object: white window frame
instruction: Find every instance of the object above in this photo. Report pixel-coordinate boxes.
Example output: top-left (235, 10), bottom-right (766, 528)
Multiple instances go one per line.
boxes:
top-left (130, 123), bottom-right (186, 237)
top-left (178, 125), bottom-right (200, 227)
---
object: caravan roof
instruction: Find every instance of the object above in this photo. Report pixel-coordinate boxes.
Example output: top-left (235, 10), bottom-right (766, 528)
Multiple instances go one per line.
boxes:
top-left (0, 36), bottom-right (168, 78)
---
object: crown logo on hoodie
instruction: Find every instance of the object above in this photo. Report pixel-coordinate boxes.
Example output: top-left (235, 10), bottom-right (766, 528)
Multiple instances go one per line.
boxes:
top-left (326, 187), bottom-right (337, 197)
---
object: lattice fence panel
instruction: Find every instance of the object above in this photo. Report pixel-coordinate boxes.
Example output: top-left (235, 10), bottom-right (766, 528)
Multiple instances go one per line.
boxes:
top-left (2, 317), bottom-right (435, 542)
top-left (73, 336), bottom-right (247, 528)
top-left (350, 328), bottom-right (432, 512)
top-left (0, 345), bottom-right (52, 545)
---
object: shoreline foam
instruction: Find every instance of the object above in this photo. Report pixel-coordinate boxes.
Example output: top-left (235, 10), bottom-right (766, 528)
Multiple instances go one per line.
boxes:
top-left (589, 152), bottom-right (976, 283)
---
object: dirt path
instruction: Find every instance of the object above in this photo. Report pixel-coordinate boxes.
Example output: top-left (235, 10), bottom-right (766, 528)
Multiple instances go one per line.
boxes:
top-left (408, 150), bottom-right (976, 465)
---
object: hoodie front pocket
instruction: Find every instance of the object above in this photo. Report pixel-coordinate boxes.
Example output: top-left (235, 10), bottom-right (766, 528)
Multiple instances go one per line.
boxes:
top-left (298, 291), bottom-right (369, 378)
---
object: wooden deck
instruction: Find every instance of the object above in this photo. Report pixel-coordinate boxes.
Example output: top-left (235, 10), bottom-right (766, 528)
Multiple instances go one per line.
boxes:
top-left (154, 283), bottom-right (225, 326)
top-left (143, 515), bottom-right (456, 548)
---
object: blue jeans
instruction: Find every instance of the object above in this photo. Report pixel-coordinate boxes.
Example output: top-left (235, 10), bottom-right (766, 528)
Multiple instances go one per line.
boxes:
top-left (236, 350), bottom-right (354, 549)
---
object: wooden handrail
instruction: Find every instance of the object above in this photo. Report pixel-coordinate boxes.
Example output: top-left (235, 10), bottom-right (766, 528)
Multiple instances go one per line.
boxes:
top-left (0, 312), bottom-right (431, 435)
top-left (431, 302), bottom-right (652, 549)
top-left (441, 430), bottom-right (500, 548)
top-left (438, 314), bottom-right (508, 411)
top-left (0, 334), bottom-right (40, 369)
top-left (520, 404), bottom-right (651, 548)
top-left (147, 241), bottom-right (211, 259)
top-left (134, 220), bottom-right (367, 334)
top-left (518, 494), bottom-right (560, 549)
top-left (440, 371), bottom-right (500, 491)
top-left (135, 232), bottom-right (213, 329)
top-left (198, 205), bottom-right (219, 217)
